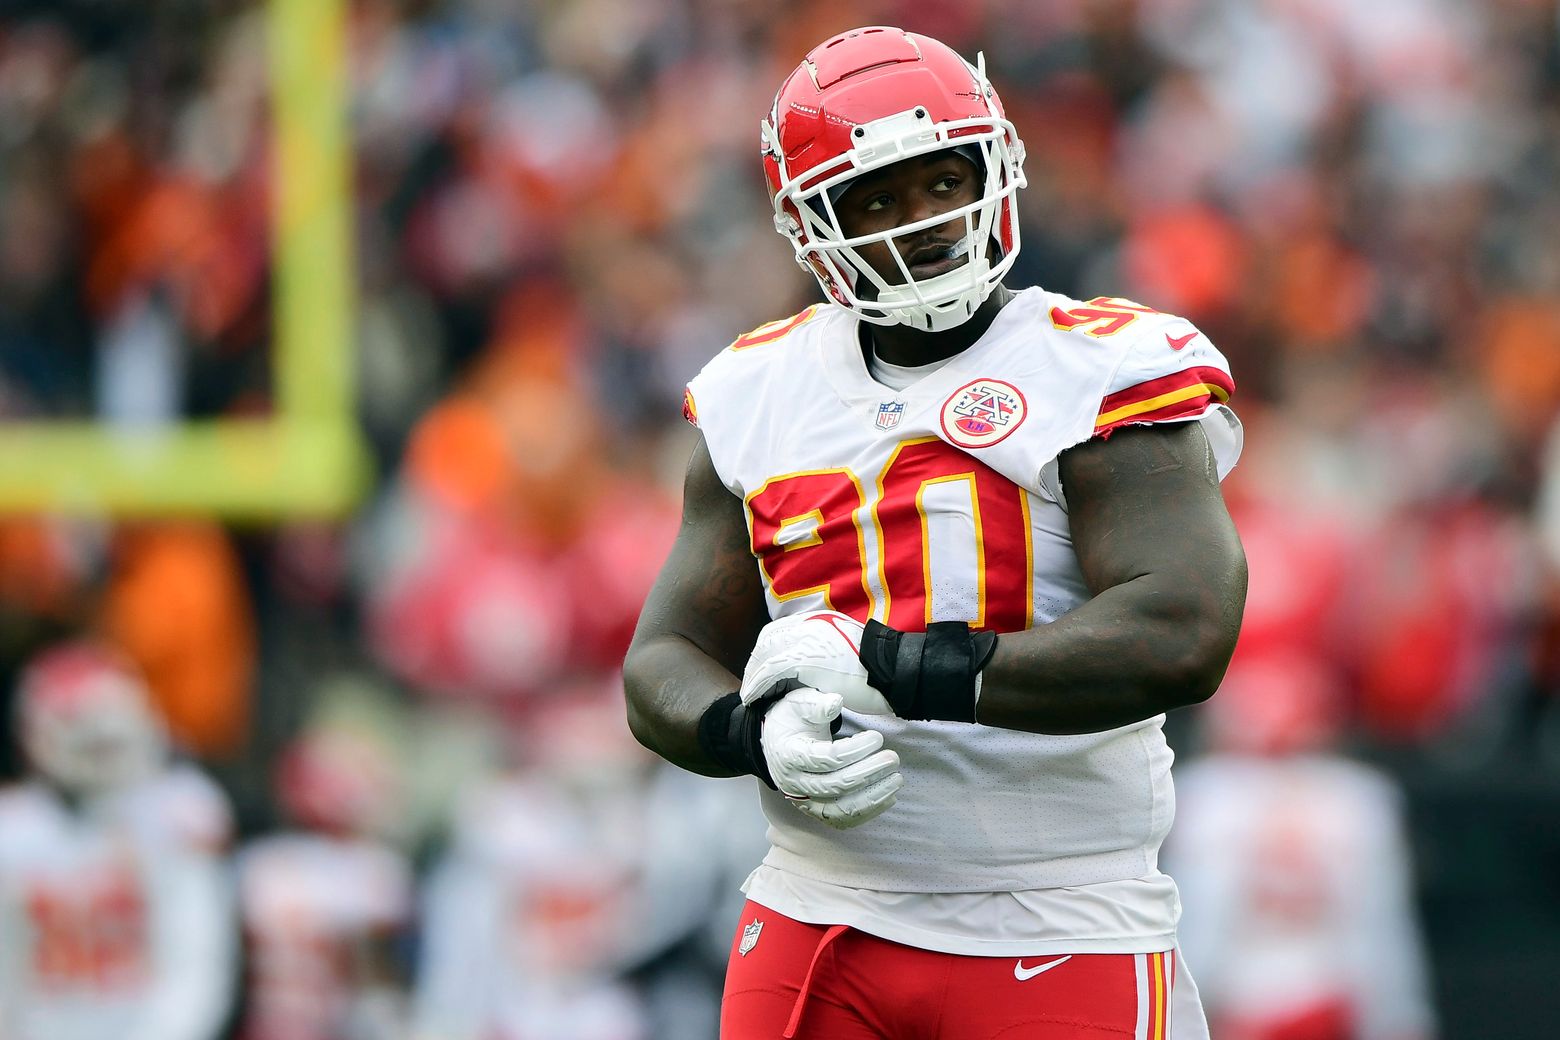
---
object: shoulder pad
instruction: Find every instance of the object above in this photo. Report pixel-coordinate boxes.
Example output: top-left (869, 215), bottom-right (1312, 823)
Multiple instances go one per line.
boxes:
top-left (726, 304), bottom-right (825, 352)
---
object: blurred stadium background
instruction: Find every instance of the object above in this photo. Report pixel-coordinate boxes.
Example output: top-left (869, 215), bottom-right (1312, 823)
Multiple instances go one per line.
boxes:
top-left (1, 0), bottom-right (1558, 1037)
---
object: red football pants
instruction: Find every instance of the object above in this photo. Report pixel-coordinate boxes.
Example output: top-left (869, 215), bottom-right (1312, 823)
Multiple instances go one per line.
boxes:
top-left (721, 901), bottom-right (1177, 1039)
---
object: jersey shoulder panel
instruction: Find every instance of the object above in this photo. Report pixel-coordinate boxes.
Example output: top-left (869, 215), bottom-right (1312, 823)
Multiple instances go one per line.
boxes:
top-left (134, 765), bottom-right (234, 853)
top-left (921, 290), bottom-right (1172, 494)
top-left (1072, 297), bottom-right (1234, 436)
top-left (683, 304), bottom-right (837, 426)
top-left (684, 304), bottom-right (846, 490)
top-left (991, 289), bottom-right (1195, 391)
top-left (1014, 290), bottom-right (1241, 483)
top-left (726, 304), bottom-right (830, 353)
top-left (1042, 293), bottom-right (1175, 344)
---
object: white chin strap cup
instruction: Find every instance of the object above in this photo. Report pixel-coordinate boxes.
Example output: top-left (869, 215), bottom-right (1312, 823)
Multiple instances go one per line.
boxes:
top-left (870, 234), bottom-right (994, 332)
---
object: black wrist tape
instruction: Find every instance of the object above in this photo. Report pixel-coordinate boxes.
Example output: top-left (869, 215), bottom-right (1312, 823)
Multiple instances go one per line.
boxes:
top-left (859, 620), bottom-right (998, 722)
top-left (696, 691), bottom-right (775, 789)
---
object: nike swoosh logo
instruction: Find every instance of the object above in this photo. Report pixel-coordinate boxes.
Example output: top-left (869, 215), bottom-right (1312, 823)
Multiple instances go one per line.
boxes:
top-left (1014, 955), bottom-right (1072, 981)
top-left (1166, 330), bottom-right (1198, 351)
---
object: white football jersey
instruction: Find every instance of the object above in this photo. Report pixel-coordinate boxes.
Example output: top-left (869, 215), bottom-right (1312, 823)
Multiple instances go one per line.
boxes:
top-left (236, 832), bottom-right (413, 1040)
top-left (1165, 754), bottom-right (1435, 1039)
top-left (412, 773), bottom-right (649, 1040)
top-left (685, 288), bottom-right (1240, 925)
top-left (0, 766), bottom-right (236, 1040)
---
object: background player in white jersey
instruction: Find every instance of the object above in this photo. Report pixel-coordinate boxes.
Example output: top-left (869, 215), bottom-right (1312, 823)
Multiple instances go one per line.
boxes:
top-left (236, 721), bottom-right (413, 1040)
top-left (1165, 654), bottom-right (1436, 1040)
top-left (411, 692), bottom-right (653, 1040)
top-left (624, 25), bottom-right (1248, 1040)
top-left (0, 641), bottom-right (236, 1040)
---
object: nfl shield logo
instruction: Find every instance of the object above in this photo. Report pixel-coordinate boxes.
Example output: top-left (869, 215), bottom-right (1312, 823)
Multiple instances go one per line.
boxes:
top-left (875, 401), bottom-right (905, 430)
top-left (738, 919), bottom-right (764, 956)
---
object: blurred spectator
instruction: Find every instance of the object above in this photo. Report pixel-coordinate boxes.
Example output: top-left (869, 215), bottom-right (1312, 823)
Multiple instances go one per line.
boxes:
top-left (400, 686), bottom-right (768, 1040)
top-left (1537, 419), bottom-right (1560, 756)
top-left (0, 640), bottom-right (236, 1040)
top-left (360, 344), bottom-right (678, 713)
top-left (101, 522), bottom-right (255, 761)
top-left (618, 765), bottom-right (771, 1040)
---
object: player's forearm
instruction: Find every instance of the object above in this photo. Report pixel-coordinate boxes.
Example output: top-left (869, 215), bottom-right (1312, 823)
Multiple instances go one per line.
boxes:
top-left (976, 570), bottom-right (1242, 734)
top-left (625, 436), bottom-right (770, 775)
top-left (623, 632), bottom-right (743, 776)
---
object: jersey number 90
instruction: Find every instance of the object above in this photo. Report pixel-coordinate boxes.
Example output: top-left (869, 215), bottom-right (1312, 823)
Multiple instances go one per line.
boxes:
top-left (746, 438), bottom-right (1033, 633)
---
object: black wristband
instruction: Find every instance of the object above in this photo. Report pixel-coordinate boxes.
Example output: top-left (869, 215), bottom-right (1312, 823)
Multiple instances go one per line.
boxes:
top-left (696, 678), bottom-right (842, 789)
top-left (696, 691), bottom-right (775, 789)
top-left (859, 620), bottom-right (998, 722)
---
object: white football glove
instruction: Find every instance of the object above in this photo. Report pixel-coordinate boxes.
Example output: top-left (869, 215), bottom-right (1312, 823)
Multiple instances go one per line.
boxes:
top-left (740, 611), bottom-right (894, 715)
top-left (761, 687), bottom-right (903, 829)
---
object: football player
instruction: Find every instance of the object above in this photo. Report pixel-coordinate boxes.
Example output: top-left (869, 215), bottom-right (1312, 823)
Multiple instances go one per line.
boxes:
top-left (235, 723), bottom-right (413, 1040)
top-left (623, 25), bottom-right (1248, 1039)
top-left (410, 691), bottom-right (652, 1040)
top-left (0, 641), bottom-right (236, 1040)
top-left (1166, 655), bottom-right (1436, 1040)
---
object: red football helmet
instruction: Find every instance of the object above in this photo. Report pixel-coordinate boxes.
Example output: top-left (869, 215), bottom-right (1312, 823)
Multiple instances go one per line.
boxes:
top-left (762, 26), bottom-right (1026, 332)
top-left (16, 641), bottom-right (168, 794)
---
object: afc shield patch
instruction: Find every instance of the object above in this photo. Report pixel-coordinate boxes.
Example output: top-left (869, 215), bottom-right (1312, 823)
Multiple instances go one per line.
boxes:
top-left (738, 918), bottom-right (764, 956)
top-left (875, 401), bottom-right (905, 430)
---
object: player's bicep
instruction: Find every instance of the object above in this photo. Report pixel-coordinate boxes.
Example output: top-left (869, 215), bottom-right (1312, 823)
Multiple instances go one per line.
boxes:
top-left (630, 435), bottom-right (769, 678)
top-left (1058, 422), bottom-right (1246, 610)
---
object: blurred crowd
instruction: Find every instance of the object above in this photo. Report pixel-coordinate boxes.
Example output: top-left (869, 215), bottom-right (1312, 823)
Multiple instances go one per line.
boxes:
top-left (1, 0), bottom-right (1560, 1036)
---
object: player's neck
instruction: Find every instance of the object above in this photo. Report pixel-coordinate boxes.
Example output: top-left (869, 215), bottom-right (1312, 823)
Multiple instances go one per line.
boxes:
top-left (864, 285), bottom-right (1013, 368)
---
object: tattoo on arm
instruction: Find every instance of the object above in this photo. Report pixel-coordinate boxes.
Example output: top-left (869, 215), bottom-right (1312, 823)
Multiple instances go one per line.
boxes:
top-left (623, 436), bottom-right (770, 770)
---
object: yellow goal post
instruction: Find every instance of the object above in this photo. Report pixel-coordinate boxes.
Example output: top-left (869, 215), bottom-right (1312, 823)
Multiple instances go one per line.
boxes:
top-left (0, 0), bottom-right (370, 519)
